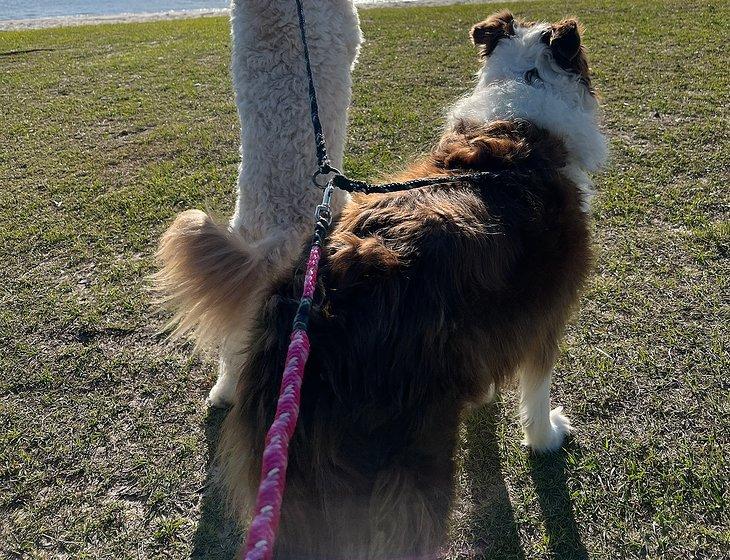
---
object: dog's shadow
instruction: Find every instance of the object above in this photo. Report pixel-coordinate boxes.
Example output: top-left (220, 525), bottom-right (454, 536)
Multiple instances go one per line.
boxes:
top-left (191, 406), bottom-right (242, 559)
top-left (461, 403), bottom-right (587, 560)
top-left (191, 403), bottom-right (586, 560)
top-left (527, 442), bottom-right (589, 560)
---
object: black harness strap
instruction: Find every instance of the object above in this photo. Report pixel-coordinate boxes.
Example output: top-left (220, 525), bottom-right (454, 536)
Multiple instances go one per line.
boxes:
top-left (331, 170), bottom-right (514, 194)
top-left (294, 0), bottom-right (516, 195)
top-left (294, 0), bottom-right (334, 176)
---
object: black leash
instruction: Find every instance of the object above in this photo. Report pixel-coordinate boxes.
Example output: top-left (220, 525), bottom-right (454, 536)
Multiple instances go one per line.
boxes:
top-left (294, 0), bottom-right (335, 178)
top-left (294, 0), bottom-right (511, 195)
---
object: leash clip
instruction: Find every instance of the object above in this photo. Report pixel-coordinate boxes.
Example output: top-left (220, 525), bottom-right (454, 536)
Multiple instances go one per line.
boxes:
top-left (314, 184), bottom-right (334, 225)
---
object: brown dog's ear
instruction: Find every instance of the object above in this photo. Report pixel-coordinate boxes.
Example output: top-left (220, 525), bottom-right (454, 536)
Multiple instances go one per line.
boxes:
top-left (471, 10), bottom-right (514, 57)
top-left (549, 19), bottom-right (582, 63)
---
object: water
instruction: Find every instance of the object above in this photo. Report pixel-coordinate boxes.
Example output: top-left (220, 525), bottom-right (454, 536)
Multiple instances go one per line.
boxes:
top-left (0, 0), bottom-right (411, 22)
top-left (0, 0), bottom-right (229, 21)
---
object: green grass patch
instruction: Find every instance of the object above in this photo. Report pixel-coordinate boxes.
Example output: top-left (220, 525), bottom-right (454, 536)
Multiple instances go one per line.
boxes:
top-left (1, 1), bottom-right (728, 558)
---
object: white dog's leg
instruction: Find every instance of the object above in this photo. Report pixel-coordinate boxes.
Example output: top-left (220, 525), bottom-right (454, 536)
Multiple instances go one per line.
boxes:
top-left (518, 363), bottom-right (573, 453)
top-left (211, 1), bottom-right (362, 399)
top-left (208, 336), bottom-right (246, 408)
top-left (228, 0), bottom-right (362, 240)
top-left (210, 328), bottom-right (250, 408)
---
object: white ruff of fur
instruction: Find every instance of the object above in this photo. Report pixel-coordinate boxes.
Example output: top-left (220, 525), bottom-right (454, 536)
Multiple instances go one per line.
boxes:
top-left (448, 23), bottom-right (608, 210)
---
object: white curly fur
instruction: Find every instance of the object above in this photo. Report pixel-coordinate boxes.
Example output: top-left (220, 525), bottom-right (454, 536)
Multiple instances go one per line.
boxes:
top-left (229, 0), bottom-right (362, 249)
top-left (210, 0), bottom-right (362, 406)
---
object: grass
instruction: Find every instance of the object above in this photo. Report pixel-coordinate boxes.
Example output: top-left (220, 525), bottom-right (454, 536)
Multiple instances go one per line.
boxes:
top-left (1, 0), bottom-right (727, 558)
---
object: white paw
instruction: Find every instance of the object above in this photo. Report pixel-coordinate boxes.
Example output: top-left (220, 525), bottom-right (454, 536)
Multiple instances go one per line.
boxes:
top-left (523, 406), bottom-right (574, 453)
top-left (206, 381), bottom-right (236, 408)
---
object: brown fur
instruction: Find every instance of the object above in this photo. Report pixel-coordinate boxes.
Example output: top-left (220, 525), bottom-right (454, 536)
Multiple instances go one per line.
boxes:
top-left (470, 9), bottom-right (517, 57)
top-left (549, 18), bottom-right (593, 92)
top-left (153, 209), bottom-right (281, 347)
top-left (217, 119), bottom-right (592, 558)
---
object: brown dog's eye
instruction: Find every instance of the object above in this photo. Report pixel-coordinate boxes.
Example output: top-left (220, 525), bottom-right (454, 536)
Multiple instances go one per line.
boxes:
top-left (540, 29), bottom-right (551, 44)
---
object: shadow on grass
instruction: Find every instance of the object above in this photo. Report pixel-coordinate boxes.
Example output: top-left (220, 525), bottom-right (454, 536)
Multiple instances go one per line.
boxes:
top-left (462, 405), bottom-right (526, 560)
top-left (192, 404), bottom-right (585, 559)
top-left (529, 444), bottom-right (588, 560)
top-left (463, 404), bottom-right (586, 560)
top-left (191, 406), bottom-right (242, 560)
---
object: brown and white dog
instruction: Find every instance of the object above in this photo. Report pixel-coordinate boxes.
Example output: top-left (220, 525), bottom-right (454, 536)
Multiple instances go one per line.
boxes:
top-left (156, 10), bottom-right (607, 559)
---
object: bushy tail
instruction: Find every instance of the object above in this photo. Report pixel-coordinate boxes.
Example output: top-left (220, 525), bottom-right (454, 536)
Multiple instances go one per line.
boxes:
top-left (153, 209), bottom-right (278, 348)
top-left (366, 465), bottom-right (452, 558)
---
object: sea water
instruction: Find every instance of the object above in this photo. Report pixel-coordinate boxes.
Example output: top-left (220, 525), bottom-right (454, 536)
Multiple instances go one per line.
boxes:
top-left (0, 1), bottom-right (226, 20)
top-left (0, 0), bottom-right (416, 22)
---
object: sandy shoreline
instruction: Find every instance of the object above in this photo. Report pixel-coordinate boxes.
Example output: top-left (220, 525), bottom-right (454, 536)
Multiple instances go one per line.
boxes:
top-left (0, 8), bottom-right (228, 30)
top-left (0, 0), bottom-right (501, 31)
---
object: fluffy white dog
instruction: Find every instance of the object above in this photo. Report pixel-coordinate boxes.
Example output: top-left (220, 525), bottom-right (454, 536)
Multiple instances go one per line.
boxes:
top-left (161, 0), bottom-right (362, 406)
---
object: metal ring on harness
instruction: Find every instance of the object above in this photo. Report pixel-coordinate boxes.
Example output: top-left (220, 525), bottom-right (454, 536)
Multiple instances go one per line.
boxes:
top-left (311, 167), bottom-right (341, 190)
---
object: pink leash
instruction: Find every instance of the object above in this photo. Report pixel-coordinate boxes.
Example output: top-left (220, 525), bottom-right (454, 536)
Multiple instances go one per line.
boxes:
top-left (242, 186), bottom-right (334, 560)
top-left (239, 0), bottom-right (500, 553)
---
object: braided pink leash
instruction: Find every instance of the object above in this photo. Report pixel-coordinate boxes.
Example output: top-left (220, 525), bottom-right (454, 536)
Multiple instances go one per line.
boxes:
top-left (242, 187), bottom-right (333, 560)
